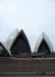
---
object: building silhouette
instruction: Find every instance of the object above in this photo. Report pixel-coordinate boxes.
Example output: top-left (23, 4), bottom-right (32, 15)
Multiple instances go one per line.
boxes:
top-left (0, 29), bottom-right (55, 76)
top-left (34, 32), bottom-right (53, 57)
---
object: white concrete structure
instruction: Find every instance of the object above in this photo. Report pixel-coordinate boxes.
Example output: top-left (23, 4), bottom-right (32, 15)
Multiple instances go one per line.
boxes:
top-left (5, 29), bottom-right (19, 50)
top-left (34, 32), bottom-right (53, 53)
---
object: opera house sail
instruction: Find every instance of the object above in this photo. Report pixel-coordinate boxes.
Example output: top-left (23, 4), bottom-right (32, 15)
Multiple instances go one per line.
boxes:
top-left (34, 32), bottom-right (53, 57)
top-left (0, 30), bottom-right (55, 76)
top-left (10, 30), bottom-right (31, 57)
top-left (0, 42), bottom-right (11, 57)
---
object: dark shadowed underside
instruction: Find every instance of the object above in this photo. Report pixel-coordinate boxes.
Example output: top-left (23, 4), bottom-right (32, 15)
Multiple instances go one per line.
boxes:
top-left (37, 39), bottom-right (51, 57)
top-left (0, 42), bottom-right (10, 57)
top-left (10, 30), bottom-right (31, 57)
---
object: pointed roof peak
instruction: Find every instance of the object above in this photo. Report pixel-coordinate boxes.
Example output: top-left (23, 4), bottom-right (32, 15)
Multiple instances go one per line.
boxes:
top-left (40, 32), bottom-right (49, 40)
top-left (19, 29), bottom-right (26, 36)
top-left (34, 32), bottom-right (54, 52)
top-left (10, 29), bottom-right (31, 56)
top-left (20, 29), bottom-right (24, 33)
top-left (41, 32), bottom-right (46, 38)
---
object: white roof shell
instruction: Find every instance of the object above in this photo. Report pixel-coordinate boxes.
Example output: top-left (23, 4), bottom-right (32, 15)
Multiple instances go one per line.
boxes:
top-left (34, 32), bottom-right (53, 53)
top-left (5, 29), bottom-right (19, 50)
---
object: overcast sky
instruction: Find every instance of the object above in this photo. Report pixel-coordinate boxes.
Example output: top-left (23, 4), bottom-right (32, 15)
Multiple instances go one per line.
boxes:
top-left (0, 0), bottom-right (55, 51)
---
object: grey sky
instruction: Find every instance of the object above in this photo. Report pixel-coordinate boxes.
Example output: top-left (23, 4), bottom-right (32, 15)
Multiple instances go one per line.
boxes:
top-left (0, 0), bottom-right (55, 51)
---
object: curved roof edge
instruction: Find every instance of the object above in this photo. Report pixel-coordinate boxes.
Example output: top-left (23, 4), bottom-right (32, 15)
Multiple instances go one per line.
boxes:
top-left (5, 29), bottom-right (19, 50)
top-left (34, 32), bottom-right (54, 53)
top-left (2, 42), bottom-right (12, 56)
top-left (10, 29), bottom-right (31, 53)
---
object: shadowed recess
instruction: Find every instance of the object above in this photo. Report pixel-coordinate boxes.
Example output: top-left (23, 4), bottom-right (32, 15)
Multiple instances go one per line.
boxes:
top-left (0, 42), bottom-right (10, 57)
top-left (10, 30), bottom-right (31, 57)
top-left (37, 39), bottom-right (51, 56)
